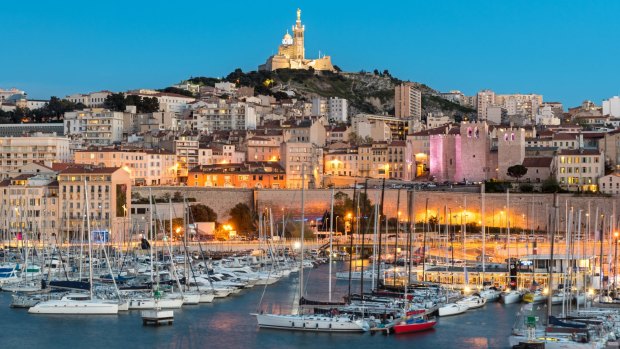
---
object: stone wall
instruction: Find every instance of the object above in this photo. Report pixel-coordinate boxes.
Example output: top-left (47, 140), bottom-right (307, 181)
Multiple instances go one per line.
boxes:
top-left (133, 187), bottom-right (254, 221)
top-left (134, 186), bottom-right (620, 232)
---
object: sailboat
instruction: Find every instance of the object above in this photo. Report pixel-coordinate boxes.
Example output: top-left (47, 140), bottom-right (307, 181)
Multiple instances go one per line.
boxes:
top-left (254, 165), bottom-right (369, 332)
top-left (29, 179), bottom-right (118, 315)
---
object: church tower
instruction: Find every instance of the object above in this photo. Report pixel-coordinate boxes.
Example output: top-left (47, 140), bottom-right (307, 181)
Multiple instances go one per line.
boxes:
top-left (292, 8), bottom-right (305, 60)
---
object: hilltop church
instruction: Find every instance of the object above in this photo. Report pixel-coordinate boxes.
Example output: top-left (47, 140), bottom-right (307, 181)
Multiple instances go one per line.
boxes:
top-left (259, 9), bottom-right (335, 72)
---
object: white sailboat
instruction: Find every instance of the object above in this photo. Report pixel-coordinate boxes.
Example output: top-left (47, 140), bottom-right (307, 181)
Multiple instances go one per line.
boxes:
top-left (29, 179), bottom-right (118, 315)
top-left (254, 165), bottom-right (369, 333)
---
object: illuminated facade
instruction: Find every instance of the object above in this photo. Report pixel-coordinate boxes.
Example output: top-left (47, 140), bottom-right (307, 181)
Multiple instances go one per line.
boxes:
top-left (259, 9), bottom-right (335, 72)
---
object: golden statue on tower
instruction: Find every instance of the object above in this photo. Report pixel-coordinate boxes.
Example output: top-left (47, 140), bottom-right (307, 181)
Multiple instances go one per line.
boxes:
top-left (259, 8), bottom-right (335, 72)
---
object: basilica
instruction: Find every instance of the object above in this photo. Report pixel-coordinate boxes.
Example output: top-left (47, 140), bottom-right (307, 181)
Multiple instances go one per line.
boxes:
top-left (259, 9), bottom-right (335, 72)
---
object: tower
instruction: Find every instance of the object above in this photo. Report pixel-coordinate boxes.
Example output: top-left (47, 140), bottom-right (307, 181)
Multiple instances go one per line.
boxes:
top-left (292, 8), bottom-right (305, 60)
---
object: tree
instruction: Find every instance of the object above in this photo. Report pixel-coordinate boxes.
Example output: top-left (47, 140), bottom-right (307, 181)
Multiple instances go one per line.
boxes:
top-left (189, 204), bottom-right (218, 223)
top-left (507, 164), bottom-right (528, 182)
top-left (229, 203), bottom-right (255, 235)
top-left (541, 177), bottom-right (561, 193)
top-left (347, 132), bottom-right (360, 145)
top-left (331, 191), bottom-right (376, 235)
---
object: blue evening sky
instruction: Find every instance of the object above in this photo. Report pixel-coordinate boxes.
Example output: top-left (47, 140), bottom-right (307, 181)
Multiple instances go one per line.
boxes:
top-left (2, 1), bottom-right (619, 108)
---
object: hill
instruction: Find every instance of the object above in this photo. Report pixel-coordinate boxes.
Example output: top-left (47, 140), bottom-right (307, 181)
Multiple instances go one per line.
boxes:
top-left (184, 68), bottom-right (476, 119)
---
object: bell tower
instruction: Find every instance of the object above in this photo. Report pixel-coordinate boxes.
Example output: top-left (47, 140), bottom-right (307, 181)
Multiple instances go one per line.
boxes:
top-left (292, 8), bottom-right (305, 60)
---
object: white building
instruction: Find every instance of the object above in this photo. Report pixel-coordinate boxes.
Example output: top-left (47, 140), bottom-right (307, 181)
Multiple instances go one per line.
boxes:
top-left (603, 96), bottom-right (620, 117)
top-left (0, 88), bottom-right (25, 102)
top-left (64, 109), bottom-right (124, 146)
top-left (0, 134), bottom-right (71, 178)
top-left (65, 91), bottom-right (112, 107)
top-left (191, 100), bottom-right (257, 132)
top-left (127, 89), bottom-right (196, 113)
top-left (476, 89), bottom-right (496, 120)
top-left (535, 105), bottom-right (561, 126)
top-left (599, 172), bottom-right (620, 195)
top-left (328, 97), bottom-right (348, 123)
top-left (555, 149), bottom-right (603, 192)
top-left (311, 97), bottom-right (329, 117)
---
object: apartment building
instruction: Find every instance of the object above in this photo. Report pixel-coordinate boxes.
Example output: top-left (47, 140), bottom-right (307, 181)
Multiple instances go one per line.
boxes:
top-left (187, 162), bottom-right (286, 189)
top-left (0, 134), bottom-right (71, 178)
top-left (556, 149), bottom-right (603, 192)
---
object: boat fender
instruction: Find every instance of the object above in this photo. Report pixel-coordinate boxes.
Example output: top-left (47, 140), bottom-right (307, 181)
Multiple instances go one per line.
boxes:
top-left (303, 323), bottom-right (306, 328)
top-left (329, 324), bottom-right (332, 329)
top-left (316, 323), bottom-right (319, 329)
top-left (291, 322), bottom-right (295, 327)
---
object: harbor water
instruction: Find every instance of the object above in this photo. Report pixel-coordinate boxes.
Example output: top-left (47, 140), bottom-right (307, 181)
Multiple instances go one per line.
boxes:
top-left (0, 262), bottom-right (521, 348)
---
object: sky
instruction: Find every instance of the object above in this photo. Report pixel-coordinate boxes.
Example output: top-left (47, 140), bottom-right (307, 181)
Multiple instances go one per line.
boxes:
top-left (1, 0), bottom-right (619, 108)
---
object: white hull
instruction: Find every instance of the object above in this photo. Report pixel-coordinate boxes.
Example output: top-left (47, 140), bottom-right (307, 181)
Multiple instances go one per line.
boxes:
top-left (438, 303), bottom-right (468, 316)
top-left (28, 300), bottom-right (119, 315)
top-left (500, 291), bottom-right (522, 304)
top-left (128, 298), bottom-right (183, 309)
top-left (199, 293), bottom-right (215, 303)
top-left (457, 296), bottom-right (487, 309)
top-left (255, 313), bottom-right (369, 332)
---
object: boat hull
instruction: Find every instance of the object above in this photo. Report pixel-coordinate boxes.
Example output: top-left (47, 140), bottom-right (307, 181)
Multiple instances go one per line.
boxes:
top-left (393, 320), bottom-right (437, 334)
top-left (28, 300), bottom-right (119, 315)
top-left (255, 314), bottom-right (369, 332)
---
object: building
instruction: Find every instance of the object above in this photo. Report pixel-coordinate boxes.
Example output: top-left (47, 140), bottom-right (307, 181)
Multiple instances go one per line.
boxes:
top-left (521, 157), bottom-right (554, 183)
top-left (477, 90), bottom-right (496, 120)
top-left (188, 162), bottom-right (286, 189)
top-left (174, 137), bottom-right (199, 181)
top-left (395, 83), bottom-right (422, 120)
top-left (0, 167), bottom-right (59, 242)
top-left (65, 91), bottom-right (112, 108)
top-left (324, 148), bottom-right (358, 178)
top-left (0, 135), bottom-right (71, 178)
top-left (496, 94), bottom-right (542, 117)
top-left (555, 149), bottom-right (603, 192)
top-left (603, 96), bottom-right (620, 117)
top-left (190, 100), bottom-right (257, 132)
top-left (280, 141), bottom-right (323, 188)
top-left (328, 97), bottom-right (348, 123)
top-left (429, 122), bottom-right (496, 183)
top-left (353, 114), bottom-right (408, 141)
top-left (497, 127), bottom-right (526, 181)
top-left (247, 137), bottom-right (281, 162)
top-left (57, 166), bottom-right (131, 242)
top-left (259, 9), bottom-right (335, 72)
top-left (74, 148), bottom-right (177, 186)
top-left (127, 90), bottom-right (196, 113)
top-left (64, 109), bottom-right (124, 146)
top-left (0, 88), bottom-right (25, 102)
top-left (311, 98), bottom-right (328, 117)
top-left (599, 172), bottom-right (620, 195)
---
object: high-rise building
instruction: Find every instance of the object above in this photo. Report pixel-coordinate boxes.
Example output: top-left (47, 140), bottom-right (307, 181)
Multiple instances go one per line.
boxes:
top-left (476, 89), bottom-right (496, 120)
top-left (0, 134), bottom-right (71, 178)
top-left (394, 83), bottom-right (422, 120)
top-left (603, 96), bottom-right (620, 117)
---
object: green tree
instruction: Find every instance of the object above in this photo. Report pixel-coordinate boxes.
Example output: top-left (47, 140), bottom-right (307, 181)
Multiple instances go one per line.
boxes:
top-left (507, 164), bottom-right (528, 182)
top-left (189, 204), bottom-right (218, 223)
top-left (541, 177), bottom-right (561, 193)
top-left (229, 203), bottom-right (255, 235)
top-left (104, 93), bottom-right (127, 111)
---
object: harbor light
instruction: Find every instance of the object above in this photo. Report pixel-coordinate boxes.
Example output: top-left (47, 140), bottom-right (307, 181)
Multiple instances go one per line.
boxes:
top-left (463, 286), bottom-right (471, 294)
top-left (293, 241), bottom-right (301, 250)
top-left (543, 287), bottom-right (549, 295)
top-left (588, 288), bottom-right (595, 296)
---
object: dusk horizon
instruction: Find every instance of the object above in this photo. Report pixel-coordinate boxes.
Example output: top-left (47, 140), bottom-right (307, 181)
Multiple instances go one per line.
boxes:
top-left (2, 1), bottom-right (619, 108)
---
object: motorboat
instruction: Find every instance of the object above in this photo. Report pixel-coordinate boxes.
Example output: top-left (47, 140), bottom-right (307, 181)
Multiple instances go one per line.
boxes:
top-left (457, 294), bottom-right (487, 309)
top-left (523, 290), bottom-right (547, 304)
top-left (438, 303), bottom-right (468, 316)
top-left (500, 290), bottom-right (522, 304)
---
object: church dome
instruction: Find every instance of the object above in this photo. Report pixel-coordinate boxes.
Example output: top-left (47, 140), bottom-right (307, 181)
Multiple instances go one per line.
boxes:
top-left (282, 32), bottom-right (293, 45)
